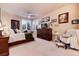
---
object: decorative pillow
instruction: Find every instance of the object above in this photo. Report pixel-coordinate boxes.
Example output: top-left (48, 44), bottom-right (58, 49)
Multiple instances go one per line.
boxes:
top-left (13, 29), bottom-right (17, 33)
top-left (3, 28), bottom-right (10, 36)
top-left (24, 30), bottom-right (27, 33)
top-left (10, 29), bottom-right (15, 34)
top-left (15, 29), bottom-right (21, 33)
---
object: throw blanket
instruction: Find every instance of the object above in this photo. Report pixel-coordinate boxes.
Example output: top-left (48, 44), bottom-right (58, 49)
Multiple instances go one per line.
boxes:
top-left (70, 29), bottom-right (79, 49)
top-left (60, 29), bottom-right (79, 50)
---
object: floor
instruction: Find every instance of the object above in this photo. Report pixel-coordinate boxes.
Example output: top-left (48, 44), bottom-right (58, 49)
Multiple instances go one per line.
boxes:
top-left (10, 38), bottom-right (79, 56)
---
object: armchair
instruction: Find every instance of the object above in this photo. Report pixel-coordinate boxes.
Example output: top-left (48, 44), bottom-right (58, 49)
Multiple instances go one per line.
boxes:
top-left (60, 33), bottom-right (72, 44)
top-left (59, 29), bottom-right (79, 50)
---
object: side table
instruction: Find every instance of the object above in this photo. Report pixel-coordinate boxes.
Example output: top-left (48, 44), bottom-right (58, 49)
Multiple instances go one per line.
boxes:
top-left (0, 36), bottom-right (9, 56)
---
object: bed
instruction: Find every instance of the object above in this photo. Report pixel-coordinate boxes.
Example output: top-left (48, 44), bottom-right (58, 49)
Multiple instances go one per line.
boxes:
top-left (6, 20), bottom-right (34, 47)
top-left (3, 28), bottom-right (34, 47)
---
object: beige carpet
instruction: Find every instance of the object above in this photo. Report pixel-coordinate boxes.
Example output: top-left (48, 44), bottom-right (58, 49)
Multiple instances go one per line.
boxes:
top-left (10, 38), bottom-right (79, 56)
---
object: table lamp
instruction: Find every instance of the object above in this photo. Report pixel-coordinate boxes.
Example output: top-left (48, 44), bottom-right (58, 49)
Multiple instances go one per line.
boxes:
top-left (0, 27), bottom-right (3, 37)
top-left (0, 22), bottom-right (5, 36)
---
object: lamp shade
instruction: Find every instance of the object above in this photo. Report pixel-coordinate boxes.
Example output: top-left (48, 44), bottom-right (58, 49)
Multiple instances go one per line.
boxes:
top-left (0, 27), bottom-right (3, 30)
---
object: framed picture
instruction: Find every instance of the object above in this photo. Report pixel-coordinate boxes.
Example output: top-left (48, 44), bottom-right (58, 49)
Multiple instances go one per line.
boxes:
top-left (41, 16), bottom-right (50, 22)
top-left (72, 19), bottom-right (79, 24)
top-left (58, 12), bottom-right (69, 24)
top-left (11, 20), bottom-right (20, 29)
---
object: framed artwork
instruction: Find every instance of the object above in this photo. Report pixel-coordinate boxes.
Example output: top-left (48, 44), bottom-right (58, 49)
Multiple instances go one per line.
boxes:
top-left (58, 12), bottom-right (69, 24)
top-left (72, 19), bottom-right (79, 24)
top-left (41, 16), bottom-right (50, 22)
top-left (11, 20), bottom-right (20, 29)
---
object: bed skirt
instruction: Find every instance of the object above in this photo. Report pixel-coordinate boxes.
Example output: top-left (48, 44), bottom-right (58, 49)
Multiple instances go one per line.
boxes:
top-left (9, 38), bottom-right (34, 47)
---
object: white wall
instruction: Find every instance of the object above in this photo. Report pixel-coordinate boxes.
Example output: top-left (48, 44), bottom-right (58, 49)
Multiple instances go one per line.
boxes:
top-left (0, 8), bottom-right (1, 19)
top-left (1, 9), bottom-right (39, 32)
top-left (40, 4), bottom-right (79, 34)
top-left (1, 9), bottom-right (21, 30)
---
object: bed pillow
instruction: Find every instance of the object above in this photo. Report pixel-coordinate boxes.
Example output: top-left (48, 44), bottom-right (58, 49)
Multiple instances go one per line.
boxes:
top-left (15, 29), bottom-right (21, 33)
top-left (13, 29), bottom-right (17, 33)
top-left (10, 29), bottom-right (15, 34)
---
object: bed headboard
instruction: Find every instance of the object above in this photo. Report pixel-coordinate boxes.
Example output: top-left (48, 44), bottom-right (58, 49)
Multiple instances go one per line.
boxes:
top-left (11, 20), bottom-right (20, 29)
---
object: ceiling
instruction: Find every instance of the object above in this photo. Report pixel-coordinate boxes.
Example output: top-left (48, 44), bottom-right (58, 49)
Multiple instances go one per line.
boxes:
top-left (0, 3), bottom-right (71, 19)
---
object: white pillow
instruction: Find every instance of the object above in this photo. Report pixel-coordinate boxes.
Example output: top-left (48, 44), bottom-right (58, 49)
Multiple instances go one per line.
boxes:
top-left (3, 29), bottom-right (10, 36)
top-left (10, 29), bottom-right (15, 34)
top-left (15, 29), bottom-right (21, 33)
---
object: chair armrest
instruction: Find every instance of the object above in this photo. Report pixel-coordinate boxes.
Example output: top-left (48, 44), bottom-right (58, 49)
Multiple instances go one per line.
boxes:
top-left (62, 36), bottom-right (70, 38)
top-left (62, 34), bottom-right (72, 38)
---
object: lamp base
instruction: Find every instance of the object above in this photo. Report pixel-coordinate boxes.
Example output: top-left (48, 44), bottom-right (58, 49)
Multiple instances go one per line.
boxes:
top-left (0, 30), bottom-right (3, 36)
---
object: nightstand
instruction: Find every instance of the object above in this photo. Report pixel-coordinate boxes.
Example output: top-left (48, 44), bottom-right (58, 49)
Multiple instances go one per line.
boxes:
top-left (0, 36), bottom-right (9, 56)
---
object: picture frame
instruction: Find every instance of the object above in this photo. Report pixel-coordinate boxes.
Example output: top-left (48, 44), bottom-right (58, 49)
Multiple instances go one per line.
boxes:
top-left (41, 16), bottom-right (50, 22)
top-left (58, 12), bottom-right (69, 24)
top-left (11, 20), bottom-right (20, 29)
top-left (72, 19), bottom-right (79, 24)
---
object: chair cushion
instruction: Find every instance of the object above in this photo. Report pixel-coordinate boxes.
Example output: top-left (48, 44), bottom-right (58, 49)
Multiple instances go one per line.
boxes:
top-left (62, 34), bottom-right (72, 38)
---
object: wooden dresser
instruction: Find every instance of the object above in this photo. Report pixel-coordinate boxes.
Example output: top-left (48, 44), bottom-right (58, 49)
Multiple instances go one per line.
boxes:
top-left (0, 37), bottom-right (9, 56)
top-left (37, 28), bottom-right (52, 41)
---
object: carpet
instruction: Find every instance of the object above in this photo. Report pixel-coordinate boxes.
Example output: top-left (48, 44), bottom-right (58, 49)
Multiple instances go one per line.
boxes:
top-left (10, 38), bottom-right (79, 56)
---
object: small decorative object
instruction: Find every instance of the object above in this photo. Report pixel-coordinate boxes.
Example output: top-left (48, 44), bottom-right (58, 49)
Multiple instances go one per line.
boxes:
top-left (0, 19), bottom-right (6, 36)
top-left (0, 30), bottom-right (3, 36)
top-left (48, 19), bottom-right (57, 27)
top-left (2, 31), bottom-right (8, 37)
top-left (41, 16), bottom-right (50, 23)
top-left (58, 12), bottom-right (69, 24)
top-left (46, 16), bottom-right (50, 21)
top-left (72, 19), bottom-right (79, 24)
top-left (40, 16), bottom-right (50, 28)
top-left (41, 23), bottom-right (48, 28)
top-left (51, 19), bottom-right (57, 23)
